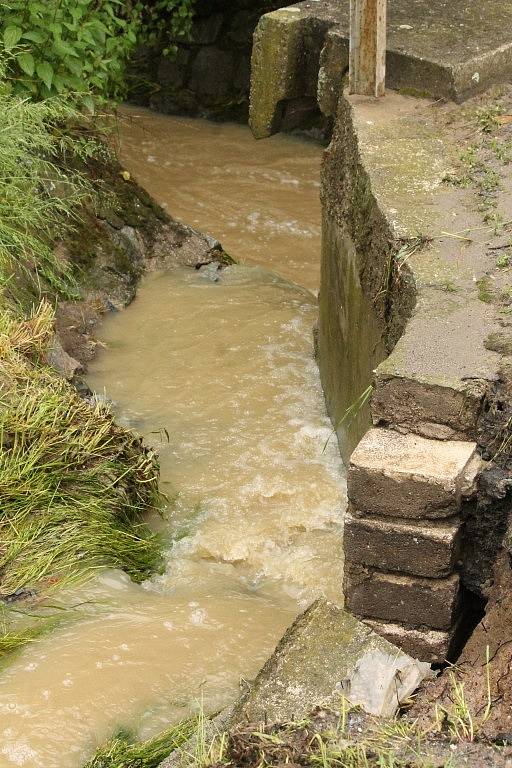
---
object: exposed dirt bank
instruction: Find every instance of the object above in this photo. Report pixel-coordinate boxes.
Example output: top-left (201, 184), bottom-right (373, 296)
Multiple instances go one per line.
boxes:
top-left (54, 153), bottom-right (228, 374)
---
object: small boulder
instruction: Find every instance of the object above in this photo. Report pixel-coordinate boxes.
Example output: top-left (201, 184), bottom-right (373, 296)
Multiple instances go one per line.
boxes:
top-left (45, 336), bottom-right (83, 380)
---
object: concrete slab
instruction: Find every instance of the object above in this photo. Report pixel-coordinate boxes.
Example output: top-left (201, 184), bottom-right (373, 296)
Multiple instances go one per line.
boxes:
top-left (231, 600), bottom-right (432, 723)
top-left (250, 0), bottom-right (512, 135)
top-left (288, 0), bottom-right (512, 101)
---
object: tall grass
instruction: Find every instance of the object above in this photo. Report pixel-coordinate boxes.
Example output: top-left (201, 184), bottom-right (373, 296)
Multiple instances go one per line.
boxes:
top-left (0, 302), bottom-right (162, 594)
top-left (0, 57), bottom-right (109, 299)
top-left (0, 603), bottom-right (64, 663)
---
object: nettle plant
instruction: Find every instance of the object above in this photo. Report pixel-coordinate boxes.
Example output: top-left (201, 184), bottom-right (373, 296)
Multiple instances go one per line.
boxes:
top-left (1, 0), bottom-right (195, 104)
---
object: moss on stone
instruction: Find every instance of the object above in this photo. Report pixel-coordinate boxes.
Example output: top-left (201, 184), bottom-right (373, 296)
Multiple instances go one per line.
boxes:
top-left (485, 331), bottom-right (512, 356)
top-left (477, 276), bottom-right (494, 304)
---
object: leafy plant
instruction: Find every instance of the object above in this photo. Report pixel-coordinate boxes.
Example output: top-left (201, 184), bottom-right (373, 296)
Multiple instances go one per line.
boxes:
top-left (134, 0), bottom-right (196, 57)
top-left (0, 0), bottom-right (195, 103)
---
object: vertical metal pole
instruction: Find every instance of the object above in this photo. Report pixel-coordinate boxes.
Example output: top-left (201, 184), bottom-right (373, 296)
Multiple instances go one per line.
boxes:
top-left (349, 0), bottom-right (386, 97)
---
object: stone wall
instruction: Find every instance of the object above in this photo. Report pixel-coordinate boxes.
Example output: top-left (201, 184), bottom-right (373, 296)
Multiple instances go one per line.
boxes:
top-left (129, 0), bottom-right (289, 121)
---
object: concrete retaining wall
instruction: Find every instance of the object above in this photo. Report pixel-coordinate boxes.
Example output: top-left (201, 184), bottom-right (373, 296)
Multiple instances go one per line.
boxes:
top-left (249, 5), bottom-right (512, 661)
top-left (321, 94), bottom-right (512, 661)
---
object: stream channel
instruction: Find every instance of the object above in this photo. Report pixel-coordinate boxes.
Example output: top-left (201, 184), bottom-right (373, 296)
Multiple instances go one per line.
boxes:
top-left (0, 107), bottom-right (347, 767)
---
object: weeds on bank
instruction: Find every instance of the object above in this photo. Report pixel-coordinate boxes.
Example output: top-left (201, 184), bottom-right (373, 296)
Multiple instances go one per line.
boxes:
top-left (0, 302), bottom-right (162, 595)
top-left (434, 647), bottom-right (492, 743)
top-left (83, 717), bottom-right (198, 768)
top-left (323, 385), bottom-right (373, 452)
top-left (0, 601), bottom-right (70, 663)
top-left (0, 63), bottom-right (111, 300)
top-left (446, 98), bottom-right (512, 231)
top-left (0, 620), bottom-right (51, 660)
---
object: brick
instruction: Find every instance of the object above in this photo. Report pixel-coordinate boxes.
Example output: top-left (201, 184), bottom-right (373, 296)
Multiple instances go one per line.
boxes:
top-left (348, 428), bottom-right (479, 519)
top-left (344, 564), bottom-right (461, 631)
top-left (364, 619), bottom-right (453, 664)
top-left (344, 508), bottom-right (462, 578)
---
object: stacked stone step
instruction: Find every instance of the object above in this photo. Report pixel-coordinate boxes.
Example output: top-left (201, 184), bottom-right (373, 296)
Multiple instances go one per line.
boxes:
top-left (343, 427), bottom-right (481, 662)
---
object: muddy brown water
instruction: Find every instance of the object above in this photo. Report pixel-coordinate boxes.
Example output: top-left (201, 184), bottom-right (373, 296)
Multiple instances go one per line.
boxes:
top-left (0, 109), bottom-right (346, 767)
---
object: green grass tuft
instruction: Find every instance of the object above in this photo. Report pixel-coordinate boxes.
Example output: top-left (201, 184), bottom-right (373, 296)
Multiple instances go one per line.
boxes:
top-left (0, 56), bottom-right (113, 302)
top-left (83, 718), bottom-right (198, 768)
top-left (0, 303), bottom-right (162, 595)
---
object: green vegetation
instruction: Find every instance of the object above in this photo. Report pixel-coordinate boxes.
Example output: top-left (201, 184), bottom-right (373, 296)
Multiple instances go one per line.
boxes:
top-left (439, 279), bottom-right (457, 293)
top-left (0, 50), bottom-right (162, 628)
top-left (496, 250), bottom-right (511, 268)
top-left (1, 0), bottom-right (195, 103)
top-left (0, 602), bottom-right (69, 664)
top-left (449, 98), bottom-right (512, 233)
top-left (0, 69), bottom-right (106, 300)
top-left (0, 618), bottom-right (54, 660)
top-left (0, 302), bottom-right (161, 594)
top-left (83, 718), bottom-right (198, 768)
top-left (475, 103), bottom-right (504, 134)
top-left (476, 276), bottom-right (494, 303)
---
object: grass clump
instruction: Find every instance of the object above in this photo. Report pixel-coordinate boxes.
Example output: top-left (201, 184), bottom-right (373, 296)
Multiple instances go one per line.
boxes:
top-left (0, 66), bottom-right (111, 300)
top-left (0, 603), bottom-right (67, 664)
top-left (0, 620), bottom-right (52, 661)
top-left (84, 718), bottom-right (198, 768)
top-left (0, 301), bottom-right (162, 594)
top-left (496, 250), bottom-right (511, 268)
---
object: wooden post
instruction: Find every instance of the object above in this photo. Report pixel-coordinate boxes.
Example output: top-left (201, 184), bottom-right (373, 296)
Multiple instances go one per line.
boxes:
top-left (349, 0), bottom-right (386, 97)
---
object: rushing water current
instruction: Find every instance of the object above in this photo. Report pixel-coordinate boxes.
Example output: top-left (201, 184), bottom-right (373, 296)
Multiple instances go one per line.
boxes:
top-left (0, 109), bottom-right (346, 767)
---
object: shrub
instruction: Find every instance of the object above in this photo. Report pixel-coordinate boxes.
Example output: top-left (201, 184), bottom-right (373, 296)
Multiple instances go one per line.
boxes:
top-left (0, 0), bottom-right (195, 103)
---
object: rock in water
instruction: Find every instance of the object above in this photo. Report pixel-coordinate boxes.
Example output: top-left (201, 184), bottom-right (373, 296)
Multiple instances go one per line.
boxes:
top-left (232, 599), bottom-right (433, 721)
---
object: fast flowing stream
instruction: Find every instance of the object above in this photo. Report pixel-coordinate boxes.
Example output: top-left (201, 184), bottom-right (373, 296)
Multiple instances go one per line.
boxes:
top-left (0, 108), bottom-right (346, 767)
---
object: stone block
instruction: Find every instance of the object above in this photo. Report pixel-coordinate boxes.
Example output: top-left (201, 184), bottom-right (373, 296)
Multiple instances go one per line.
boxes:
top-left (190, 14), bottom-right (223, 46)
top-left (231, 600), bottom-right (432, 724)
top-left (344, 564), bottom-right (461, 631)
top-left (348, 428), bottom-right (479, 520)
top-left (344, 508), bottom-right (461, 578)
top-left (189, 48), bottom-right (235, 100)
top-left (364, 619), bottom-right (453, 664)
top-left (318, 28), bottom-right (348, 118)
top-left (157, 49), bottom-right (191, 90)
top-left (249, 8), bottom-right (334, 138)
top-left (45, 336), bottom-right (83, 381)
top-left (250, 10), bottom-right (308, 138)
